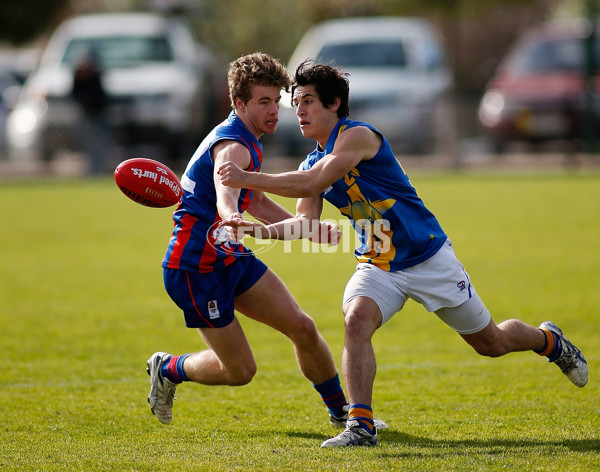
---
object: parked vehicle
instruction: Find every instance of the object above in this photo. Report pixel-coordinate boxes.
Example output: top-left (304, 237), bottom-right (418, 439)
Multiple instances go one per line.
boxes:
top-left (478, 19), bottom-right (600, 152)
top-left (265, 16), bottom-right (454, 156)
top-left (6, 12), bottom-right (222, 164)
top-left (0, 70), bottom-right (23, 154)
top-left (0, 48), bottom-right (38, 156)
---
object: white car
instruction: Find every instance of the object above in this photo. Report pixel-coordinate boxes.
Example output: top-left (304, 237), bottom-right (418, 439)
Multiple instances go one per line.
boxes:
top-left (268, 17), bottom-right (454, 156)
top-left (6, 12), bottom-right (220, 164)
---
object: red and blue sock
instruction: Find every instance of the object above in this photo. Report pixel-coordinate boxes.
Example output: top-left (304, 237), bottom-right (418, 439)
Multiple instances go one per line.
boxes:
top-left (313, 373), bottom-right (347, 419)
top-left (161, 354), bottom-right (190, 383)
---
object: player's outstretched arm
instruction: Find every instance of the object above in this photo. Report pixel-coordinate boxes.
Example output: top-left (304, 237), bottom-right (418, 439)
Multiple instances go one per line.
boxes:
top-left (218, 126), bottom-right (379, 198)
top-left (219, 160), bottom-right (318, 197)
top-left (259, 217), bottom-right (340, 245)
top-left (220, 215), bottom-right (339, 245)
top-left (219, 191), bottom-right (338, 245)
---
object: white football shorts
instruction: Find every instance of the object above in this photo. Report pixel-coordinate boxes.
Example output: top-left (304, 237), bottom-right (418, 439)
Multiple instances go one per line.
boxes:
top-left (343, 239), bottom-right (491, 334)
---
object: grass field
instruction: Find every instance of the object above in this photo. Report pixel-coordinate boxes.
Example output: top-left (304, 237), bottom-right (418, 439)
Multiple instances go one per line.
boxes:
top-left (1, 172), bottom-right (599, 471)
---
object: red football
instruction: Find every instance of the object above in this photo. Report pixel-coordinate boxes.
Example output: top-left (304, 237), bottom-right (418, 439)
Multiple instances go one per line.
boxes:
top-left (114, 158), bottom-right (182, 208)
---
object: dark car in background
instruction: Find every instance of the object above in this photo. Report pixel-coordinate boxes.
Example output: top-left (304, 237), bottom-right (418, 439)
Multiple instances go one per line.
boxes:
top-left (478, 19), bottom-right (600, 152)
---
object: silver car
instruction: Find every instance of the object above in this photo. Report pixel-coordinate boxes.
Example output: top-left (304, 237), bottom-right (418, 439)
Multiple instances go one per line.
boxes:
top-left (268, 17), bottom-right (453, 156)
top-left (6, 12), bottom-right (219, 164)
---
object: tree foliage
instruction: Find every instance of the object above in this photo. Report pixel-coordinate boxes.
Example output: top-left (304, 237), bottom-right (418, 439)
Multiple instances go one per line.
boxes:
top-left (0, 0), bottom-right (69, 45)
top-left (0, 0), bottom-right (578, 91)
top-left (186, 0), bottom-right (544, 63)
top-left (0, 0), bottom-right (541, 56)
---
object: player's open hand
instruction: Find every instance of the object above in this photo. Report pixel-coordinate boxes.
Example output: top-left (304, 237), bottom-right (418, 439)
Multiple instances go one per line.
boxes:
top-left (219, 212), bottom-right (267, 240)
top-left (218, 161), bottom-right (246, 188)
top-left (218, 212), bottom-right (247, 229)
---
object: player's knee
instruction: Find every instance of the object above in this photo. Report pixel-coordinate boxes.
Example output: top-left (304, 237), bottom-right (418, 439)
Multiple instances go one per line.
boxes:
top-left (344, 311), bottom-right (360, 337)
top-left (462, 321), bottom-right (509, 358)
top-left (344, 309), bottom-right (379, 340)
top-left (288, 314), bottom-right (319, 345)
top-left (471, 341), bottom-right (507, 358)
top-left (228, 361), bottom-right (257, 386)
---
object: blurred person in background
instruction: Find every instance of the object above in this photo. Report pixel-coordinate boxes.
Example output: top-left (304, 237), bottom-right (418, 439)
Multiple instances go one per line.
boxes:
top-left (218, 60), bottom-right (588, 447)
top-left (71, 51), bottom-right (112, 175)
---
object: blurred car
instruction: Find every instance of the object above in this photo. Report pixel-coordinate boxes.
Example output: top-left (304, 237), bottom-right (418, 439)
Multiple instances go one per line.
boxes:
top-left (266, 17), bottom-right (453, 156)
top-left (0, 48), bottom-right (39, 155)
top-left (478, 19), bottom-right (600, 152)
top-left (0, 70), bottom-right (23, 154)
top-left (6, 12), bottom-right (221, 164)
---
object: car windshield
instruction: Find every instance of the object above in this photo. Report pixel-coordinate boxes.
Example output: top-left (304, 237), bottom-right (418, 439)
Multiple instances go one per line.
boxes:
top-left (61, 36), bottom-right (174, 68)
top-left (316, 41), bottom-right (406, 68)
top-left (509, 38), bottom-right (600, 75)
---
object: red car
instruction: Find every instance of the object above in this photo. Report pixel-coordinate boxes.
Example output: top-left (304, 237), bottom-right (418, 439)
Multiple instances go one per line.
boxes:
top-left (478, 20), bottom-right (600, 152)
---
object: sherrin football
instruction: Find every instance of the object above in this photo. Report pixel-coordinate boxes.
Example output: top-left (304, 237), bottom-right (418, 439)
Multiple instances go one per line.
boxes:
top-left (114, 158), bottom-right (182, 208)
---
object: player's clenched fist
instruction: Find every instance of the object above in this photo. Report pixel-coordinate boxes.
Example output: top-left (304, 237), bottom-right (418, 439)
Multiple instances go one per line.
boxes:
top-left (319, 221), bottom-right (342, 246)
top-left (218, 161), bottom-right (246, 188)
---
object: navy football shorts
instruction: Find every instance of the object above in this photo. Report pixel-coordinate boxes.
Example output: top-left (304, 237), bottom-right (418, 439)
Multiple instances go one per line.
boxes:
top-left (163, 255), bottom-right (268, 328)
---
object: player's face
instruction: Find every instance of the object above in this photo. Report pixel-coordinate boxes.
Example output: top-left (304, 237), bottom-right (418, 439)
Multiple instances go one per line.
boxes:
top-left (293, 85), bottom-right (339, 146)
top-left (235, 85), bottom-right (281, 138)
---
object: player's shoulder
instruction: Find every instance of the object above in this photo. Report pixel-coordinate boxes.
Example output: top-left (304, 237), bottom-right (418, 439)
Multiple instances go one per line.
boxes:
top-left (339, 118), bottom-right (378, 135)
top-left (212, 138), bottom-right (248, 154)
top-left (211, 139), bottom-right (251, 167)
top-left (337, 118), bottom-right (380, 143)
top-left (335, 122), bottom-right (382, 161)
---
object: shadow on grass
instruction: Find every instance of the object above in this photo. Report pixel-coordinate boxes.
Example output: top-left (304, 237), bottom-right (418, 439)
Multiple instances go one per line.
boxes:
top-left (283, 430), bottom-right (600, 454)
top-left (381, 431), bottom-right (599, 456)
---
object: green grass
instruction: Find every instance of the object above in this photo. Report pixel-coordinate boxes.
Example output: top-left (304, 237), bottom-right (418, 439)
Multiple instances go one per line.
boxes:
top-left (1, 172), bottom-right (599, 471)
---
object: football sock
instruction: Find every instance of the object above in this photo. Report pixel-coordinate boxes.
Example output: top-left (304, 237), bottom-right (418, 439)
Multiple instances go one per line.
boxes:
top-left (313, 373), bottom-right (347, 419)
top-left (348, 404), bottom-right (375, 434)
top-left (535, 328), bottom-right (563, 361)
top-left (161, 354), bottom-right (191, 383)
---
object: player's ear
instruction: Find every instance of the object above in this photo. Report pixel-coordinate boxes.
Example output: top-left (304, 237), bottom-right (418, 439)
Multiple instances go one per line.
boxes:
top-left (234, 96), bottom-right (246, 112)
top-left (329, 97), bottom-right (341, 113)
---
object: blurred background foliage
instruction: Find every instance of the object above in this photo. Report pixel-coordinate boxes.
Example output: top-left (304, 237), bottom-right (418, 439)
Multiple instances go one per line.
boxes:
top-left (0, 0), bottom-right (594, 93)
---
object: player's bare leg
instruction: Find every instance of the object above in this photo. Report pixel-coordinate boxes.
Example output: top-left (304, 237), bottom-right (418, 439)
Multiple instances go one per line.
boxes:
top-left (234, 268), bottom-right (337, 384)
top-left (461, 318), bottom-right (546, 357)
top-left (316, 293), bottom-right (388, 433)
top-left (321, 296), bottom-right (382, 447)
top-left (174, 268), bottom-right (338, 387)
top-left (340, 296), bottom-right (382, 407)
top-left (235, 268), bottom-right (361, 425)
top-left (462, 317), bottom-right (587, 387)
top-left (147, 320), bottom-right (256, 424)
top-left (185, 319), bottom-right (258, 385)
top-left (148, 269), bottom-right (347, 426)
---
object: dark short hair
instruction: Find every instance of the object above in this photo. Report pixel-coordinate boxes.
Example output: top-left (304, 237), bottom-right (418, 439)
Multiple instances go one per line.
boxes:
top-left (292, 59), bottom-right (350, 118)
top-left (228, 52), bottom-right (291, 108)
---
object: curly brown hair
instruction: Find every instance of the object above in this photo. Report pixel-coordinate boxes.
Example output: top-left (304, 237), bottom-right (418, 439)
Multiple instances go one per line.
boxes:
top-left (227, 52), bottom-right (291, 108)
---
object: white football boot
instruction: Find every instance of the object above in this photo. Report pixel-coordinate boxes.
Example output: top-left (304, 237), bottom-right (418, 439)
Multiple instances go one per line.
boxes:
top-left (321, 420), bottom-right (378, 447)
top-left (147, 351), bottom-right (178, 424)
top-left (539, 321), bottom-right (588, 387)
